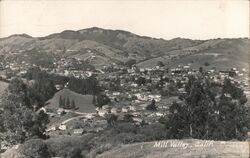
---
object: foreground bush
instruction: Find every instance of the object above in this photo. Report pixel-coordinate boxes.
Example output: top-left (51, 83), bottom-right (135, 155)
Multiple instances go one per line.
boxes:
top-left (19, 139), bottom-right (51, 158)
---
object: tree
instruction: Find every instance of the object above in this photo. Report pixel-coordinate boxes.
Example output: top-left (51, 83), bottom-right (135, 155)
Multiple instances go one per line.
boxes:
top-left (160, 81), bottom-right (178, 97)
top-left (215, 79), bottom-right (249, 140)
top-left (66, 97), bottom-right (71, 109)
top-left (123, 114), bottom-right (134, 123)
top-left (92, 95), bottom-right (96, 105)
top-left (62, 97), bottom-right (66, 108)
top-left (199, 67), bottom-right (203, 73)
top-left (135, 77), bottom-right (146, 86)
top-left (0, 78), bottom-right (50, 145)
top-left (146, 99), bottom-right (157, 111)
top-left (204, 62), bottom-right (210, 67)
top-left (19, 139), bottom-right (51, 158)
top-left (106, 114), bottom-right (118, 127)
top-left (125, 59), bottom-right (136, 68)
top-left (67, 76), bottom-right (101, 95)
top-left (71, 99), bottom-right (76, 109)
top-left (165, 75), bottom-right (249, 140)
top-left (96, 94), bottom-right (110, 108)
top-left (157, 61), bottom-right (165, 67)
top-left (59, 96), bottom-right (63, 108)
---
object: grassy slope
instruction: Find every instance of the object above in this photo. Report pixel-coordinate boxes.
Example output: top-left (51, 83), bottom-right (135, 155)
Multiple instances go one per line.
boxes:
top-left (46, 88), bottom-right (95, 113)
top-left (137, 39), bottom-right (249, 70)
top-left (0, 81), bottom-right (8, 96)
top-left (97, 139), bottom-right (249, 158)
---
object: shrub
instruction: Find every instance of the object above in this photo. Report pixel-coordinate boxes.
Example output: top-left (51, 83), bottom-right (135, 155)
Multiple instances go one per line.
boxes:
top-left (114, 133), bottom-right (146, 144)
top-left (19, 139), bottom-right (51, 158)
top-left (46, 135), bottom-right (93, 158)
top-left (138, 123), bottom-right (167, 141)
top-left (114, 122), bottom-right (137, 134)
top-left (204, 62), bottom-right (210, 66)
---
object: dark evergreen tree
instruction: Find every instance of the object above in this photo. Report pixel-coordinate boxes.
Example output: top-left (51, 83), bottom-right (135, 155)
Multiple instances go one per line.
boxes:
top-left (92, 95), bottom-right (96, 105)
top-left (66, 97), bottom-right (70, 109)
top-left (96, 94), bottom-right (110, 108)
top-left (71, 99), bottom-right (76, 109)
top-left (106, 114), bottom-right (118, 127)
top-left (157, 61), bottom-right (165, 67)
top-left (123, 114), bottom-right (134, 123)
top-left (59, 96), bottom-right (63, 108)
top-left (61, 97), bottom-right (66, 108)
top-left (146, 99), bottom-right (157, 111)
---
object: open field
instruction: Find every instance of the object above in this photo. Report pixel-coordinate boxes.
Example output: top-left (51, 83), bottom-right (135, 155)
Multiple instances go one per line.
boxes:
top-left (98, 139), bottom-right (249, 158)
top-left (47, 88), bottom-right (96, 113)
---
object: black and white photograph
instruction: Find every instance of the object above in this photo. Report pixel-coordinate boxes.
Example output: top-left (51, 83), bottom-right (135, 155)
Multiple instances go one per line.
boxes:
top-left (0, 0), bottom-right (249, 157)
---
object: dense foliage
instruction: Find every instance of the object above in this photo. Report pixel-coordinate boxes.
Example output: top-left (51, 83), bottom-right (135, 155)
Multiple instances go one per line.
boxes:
top-left (0, 78), bottom-right (50, 145)
top-left (68, 75), bottom-right (101, 95)
top-left (166, 75), bottom-right (249, 140)
top-left (19, 139), bottom-right (51, 158)
top-left (25, 67), bottom-right (59, 108)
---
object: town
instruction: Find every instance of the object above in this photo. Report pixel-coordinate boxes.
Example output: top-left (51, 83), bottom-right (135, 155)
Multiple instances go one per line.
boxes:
top-left (0, 54), bottom-right (249, 139)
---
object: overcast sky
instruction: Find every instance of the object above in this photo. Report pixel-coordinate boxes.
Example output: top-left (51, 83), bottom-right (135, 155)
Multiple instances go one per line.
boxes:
top-left (0, 0), bottom-right (249, 40)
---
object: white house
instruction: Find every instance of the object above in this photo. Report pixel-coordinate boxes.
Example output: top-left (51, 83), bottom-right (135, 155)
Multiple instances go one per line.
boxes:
top-left (57, 108), bottom-right (65, 115)
top-left (155, 112), bottom-right (164, 117)
top-left (102, 105), bottom-right (110, 110)
top-left (128, 106), bottom-right (136, 111)
top-left (73, 128), bottom-right (84, 135)
top-left (58, 124), bottom-right (67, 130)
top-left (98, 109), bottom-right (108, 117)
top-left (121, 107), bottom-right (129, 113)
top-left (110, 107), bottom-right (118, 114)
top-left (46, 126), bottom-right (56, 132)
top-left (85, 113), bottom-right (94, 119)
top-left (133, 117), bottom-right (143, 123)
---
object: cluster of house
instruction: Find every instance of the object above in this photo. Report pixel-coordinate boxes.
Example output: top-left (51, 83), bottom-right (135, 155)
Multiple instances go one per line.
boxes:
top-left (46, 112), bottom-right (107, 136)
top-left (95, 102), bottom-right (166, 125)
top-left (0, 59), bottom-right (32, 79)
top-left (0, 54), bottom-right (97, 80)
top-left (42, 63), bottom-right (249, 138)
top-left (98, 63), bottom-right (249, 107)
top-left (42, 57), bottom-right (96, 79)
top-left (45, 96), bottom-right (168, 136)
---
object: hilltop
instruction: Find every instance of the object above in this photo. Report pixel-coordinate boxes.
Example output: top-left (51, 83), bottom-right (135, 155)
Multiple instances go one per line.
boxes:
top-left (1, 27), bottom-right (248, 69)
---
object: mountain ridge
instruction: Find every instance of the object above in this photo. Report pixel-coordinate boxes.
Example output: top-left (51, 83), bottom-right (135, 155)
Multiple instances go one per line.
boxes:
top-left (0, 27), bottom-right (249, 69)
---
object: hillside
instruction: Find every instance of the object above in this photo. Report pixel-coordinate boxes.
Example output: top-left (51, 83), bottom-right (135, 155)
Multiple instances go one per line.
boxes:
top-left (137, 38), bottom-right (250, 70)
top-left (97, 139), bottom-right (249, 158)
top-left (46, 88), bottom-right (95, 113)
top-left (0, 81), bottom-right (8, 96)
top-left (0, 27), bottom-right (249, 69)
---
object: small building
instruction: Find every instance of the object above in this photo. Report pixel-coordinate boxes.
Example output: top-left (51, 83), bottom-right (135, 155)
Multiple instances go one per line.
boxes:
top-left (110, 107), bottom-right (118, 114)
top-left (121, 107), bottom-right (129, 113)
top-left (98, 109), bottom-right (108, 117)
top-left (85, 113), bottom-right (95, 119)
top-left (46, 126), bottom-right (56, 132)
top-left (102, 105), bottom-right (111, 110)
top-left (133, 117), bottom-right (143, 123)
top-left (155, 112), bottom-right (164, 117)
top-left (58, 124), bottom-right (67, 130)
top-left (55, 84), bottom-right (63, 90)
top-left (73, 128), bottom-right (84, 135)
top-left (183, 65), bottom-right (190, 69)
top-left (128, 106), bottom-right (136, 111)
top-left (57, 108), bottom-right (65, 115)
